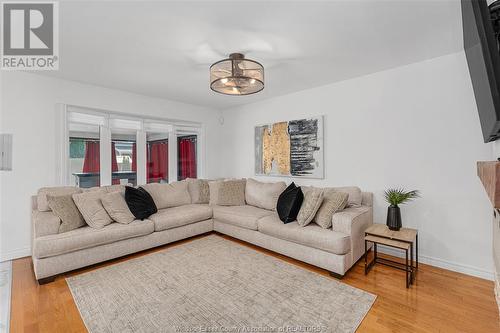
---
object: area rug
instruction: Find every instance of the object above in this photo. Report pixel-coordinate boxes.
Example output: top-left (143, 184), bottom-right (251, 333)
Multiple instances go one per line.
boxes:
top-left (66, 235), bottom-right (376, 333)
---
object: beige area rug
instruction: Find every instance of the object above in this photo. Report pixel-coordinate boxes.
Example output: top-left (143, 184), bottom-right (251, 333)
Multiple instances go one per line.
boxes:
top-left (66, 235), bottom-right (376, 333)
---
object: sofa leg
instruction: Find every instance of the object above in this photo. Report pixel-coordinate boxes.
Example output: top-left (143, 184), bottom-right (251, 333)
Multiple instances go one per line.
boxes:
top-left (329, 271), bottom-right (344, 279)
top-left (37, 276), bottom-right (55, 285)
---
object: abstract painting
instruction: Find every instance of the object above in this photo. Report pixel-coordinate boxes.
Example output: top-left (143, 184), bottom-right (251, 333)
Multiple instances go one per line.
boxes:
top-left (255, 116), bottom-right (324, 178)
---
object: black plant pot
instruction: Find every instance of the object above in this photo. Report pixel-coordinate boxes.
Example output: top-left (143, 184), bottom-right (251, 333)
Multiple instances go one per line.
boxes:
top-left (386, 205), bottom-right (402, 231)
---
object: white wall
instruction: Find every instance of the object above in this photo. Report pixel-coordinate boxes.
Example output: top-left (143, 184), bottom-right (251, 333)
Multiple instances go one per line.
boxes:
top-left (1, 52), bottom-right (495, 280)
top-left (220, 52), bottom-right (495, 279)
top-left (0, 71), bottom-right (224, 260)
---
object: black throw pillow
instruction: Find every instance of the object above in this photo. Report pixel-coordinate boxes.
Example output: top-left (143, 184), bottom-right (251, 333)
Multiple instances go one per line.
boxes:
top-left (125, 186), bottom-right (158, 220)
top-left (276, 182), bottom-right (304, 223)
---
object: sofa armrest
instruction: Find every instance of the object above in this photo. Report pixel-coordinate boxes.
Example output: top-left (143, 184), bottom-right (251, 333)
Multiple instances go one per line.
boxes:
top-left (32, 210), bottom-right (60, 238)
top-left (332, 206), bottom-right (373, 268)
top-left (332, 206), bottom-right (370, 234)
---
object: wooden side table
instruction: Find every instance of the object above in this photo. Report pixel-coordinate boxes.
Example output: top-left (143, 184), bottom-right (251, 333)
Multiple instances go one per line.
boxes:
top-left (364, 224), bottom-right (418, 288)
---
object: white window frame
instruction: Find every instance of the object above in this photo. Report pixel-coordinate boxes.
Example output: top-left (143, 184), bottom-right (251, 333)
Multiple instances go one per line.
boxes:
top-left (57, 103), bottom-right (204, 187)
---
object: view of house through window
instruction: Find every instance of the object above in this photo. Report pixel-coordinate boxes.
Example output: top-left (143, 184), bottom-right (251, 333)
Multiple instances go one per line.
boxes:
top-left (177, 135), bottom-right (197, 180)
top-left (69, 123), bottom-right (101, 188)
top-left (66, 110), bottom-right (201, 187)
top-left (112, 131), bottom-right (137, 186)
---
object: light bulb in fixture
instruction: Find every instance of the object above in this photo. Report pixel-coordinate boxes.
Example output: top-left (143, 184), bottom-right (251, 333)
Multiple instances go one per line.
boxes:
top-left (220, 78), bottom-right (228, 84)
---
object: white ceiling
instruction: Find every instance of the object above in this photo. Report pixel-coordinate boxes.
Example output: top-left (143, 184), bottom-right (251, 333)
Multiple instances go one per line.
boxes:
top-left (38, 0), bottom-right (463, 109)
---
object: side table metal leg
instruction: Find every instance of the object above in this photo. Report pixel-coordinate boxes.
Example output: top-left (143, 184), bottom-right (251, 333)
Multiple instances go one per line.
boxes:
top-left (410, 243), bottom-right (414, 284)
top-left (416, 234), bottom-right (419, 270)
top-left (364, 239), bottom-right (368, 275)
top-left (405, 249), bottom-right (409, 288)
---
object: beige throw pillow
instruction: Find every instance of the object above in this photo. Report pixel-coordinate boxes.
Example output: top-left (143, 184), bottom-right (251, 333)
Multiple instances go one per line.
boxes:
top-left (142, 181), bottom-right (191, 209)
top-left (47, 194), bottom-right (86, 233)
top-left (82, 184), bottom-right (125, 193)
top-left (297, 188), bottom-right (324, 227)
top-left (245, 178), bottom-right (286, 211)
top-left (331, 186), bottom-right (362, 207)
top-left (209, 179), bottom-right (246, 206)
top-left (101, 191), bottom-right (135, 224)
top-left (37, 186), bottom-right (82, 212)
top-left (303, 185), bottom-right (363, 208)
top-left (186, 178), bottom-right (210, 204)
top-left (72, 189), bottom-right (113, 229)
top-left (314, 191), bottom-right (349, 228)
top-left (103, 184), bottom-right (125, 193)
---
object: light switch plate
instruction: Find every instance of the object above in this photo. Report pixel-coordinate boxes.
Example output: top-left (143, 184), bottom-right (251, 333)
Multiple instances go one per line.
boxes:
top-left (0, 134), bottom-right (12, 171)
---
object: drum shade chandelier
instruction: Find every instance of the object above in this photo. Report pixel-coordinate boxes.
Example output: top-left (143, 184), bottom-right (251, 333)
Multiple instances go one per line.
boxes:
top-left (210, 53), bottom-right (264, 95)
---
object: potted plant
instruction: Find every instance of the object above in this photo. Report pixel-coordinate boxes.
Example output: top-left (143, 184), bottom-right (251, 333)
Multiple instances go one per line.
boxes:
top-left (384, 188), bottom-right (420, 231)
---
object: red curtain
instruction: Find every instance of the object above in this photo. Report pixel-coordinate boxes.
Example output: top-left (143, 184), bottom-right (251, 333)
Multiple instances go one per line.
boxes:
top-left (147, 141), bottom-right (168, 183)
top-left (111, 142), bottom-right (119, 184)
top-left (82, 141), bottom-right (100, 173)
top-left (178, 137), bottom-right (196, 180)
top-left (132, 143), bottom-right (137, 172)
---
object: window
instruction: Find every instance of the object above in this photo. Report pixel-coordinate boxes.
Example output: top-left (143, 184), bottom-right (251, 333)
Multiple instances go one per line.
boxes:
top-left (62, 105), bottom-right (202, 188)
top-left (69, 123), bottom-right (101, 188)
top-left (177, 135), bottom-right (197, 180)
top-left (147, 134), bottom-right (168, 183)
top-left (111, 131), bottom-right (137, 186)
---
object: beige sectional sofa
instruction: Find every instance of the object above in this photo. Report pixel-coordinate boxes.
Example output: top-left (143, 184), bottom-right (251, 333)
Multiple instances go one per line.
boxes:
top-left (212, 191), bottom-right (372, 277)
top-left (31, 180), bottom-right (372, 283)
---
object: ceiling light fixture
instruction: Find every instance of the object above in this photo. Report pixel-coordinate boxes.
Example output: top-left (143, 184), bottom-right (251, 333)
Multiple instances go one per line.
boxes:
top-left (210, 53), bottom-right (264, 96)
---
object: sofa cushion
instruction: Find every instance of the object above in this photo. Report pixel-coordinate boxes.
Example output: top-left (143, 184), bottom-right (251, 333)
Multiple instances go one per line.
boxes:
top-left (276, 182), bottom-right (304, 223)
top-left (150, 204), bottom-right (213, 231)
top-left (245, 178), bottom-right (286, 210)
top-left (47, 194), bottom-right (86, 233)
top-left (332, 186), bottom-right (362, 207)
top-left (125, 186), bottom-right (158, 220)
top-left (33, 219), bottom-right (154, 259)
top-left (185, 178), bottom-right (210, 204)
top-left (83, 184), bottom-right (125, 193)
top-left (102, 191), bottom-right (135, 224)
top-left (297, 188), bottom-right (324, 227)
top-left (142, 182), bottom-right (191, 209)
top-left (209, 179), bottom-right (246, 206)
top-left (302, 186), bottom-right (363, 208)
top-left (104, 184), bottom-right (125, 193)
top-left (258, 214), bottom-right (350, 255)
top-left (213, 205), bottom-right (273, 230)
top-left (314, 191), bottom-right (349, 229)
top-left (37, 186), bottom-right (82, 212)
top-left (72, 189), bottom-right (113, 229)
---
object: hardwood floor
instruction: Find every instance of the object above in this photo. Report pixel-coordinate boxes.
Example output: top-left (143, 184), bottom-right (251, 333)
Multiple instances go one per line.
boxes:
top-left (10, 233), bottom-right (500, 333)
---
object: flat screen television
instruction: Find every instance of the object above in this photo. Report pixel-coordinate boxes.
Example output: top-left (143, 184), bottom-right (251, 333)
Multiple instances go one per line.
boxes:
top-left (462, 0), bottom-right (500, 142)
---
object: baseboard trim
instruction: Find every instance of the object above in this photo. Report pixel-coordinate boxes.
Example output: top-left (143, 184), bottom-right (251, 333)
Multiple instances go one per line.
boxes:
top-left (0, 247), bottom-right (30, 262)
top-left (377, 245), bottom-right (494, 281)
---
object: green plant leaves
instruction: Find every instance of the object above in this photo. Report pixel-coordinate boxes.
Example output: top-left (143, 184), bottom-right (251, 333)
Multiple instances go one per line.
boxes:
top-left (384, 188), bottom-right (420, 206)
